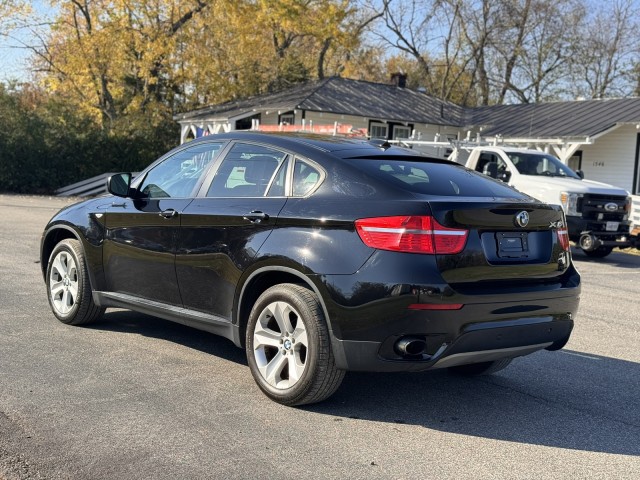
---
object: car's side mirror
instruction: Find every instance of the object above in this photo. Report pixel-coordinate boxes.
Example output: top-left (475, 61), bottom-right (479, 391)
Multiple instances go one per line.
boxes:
top-left (107, 173), bottom-right (132, 197)
top-left (498, 171), bottom-right (511, 182)
top-left (576, 169), bottom-right (584, 179)
top-left (483, 161), bottom-right (499, 178)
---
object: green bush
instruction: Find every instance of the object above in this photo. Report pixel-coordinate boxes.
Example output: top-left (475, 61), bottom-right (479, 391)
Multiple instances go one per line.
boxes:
top-left (0, 83), bottom-right (178, 194)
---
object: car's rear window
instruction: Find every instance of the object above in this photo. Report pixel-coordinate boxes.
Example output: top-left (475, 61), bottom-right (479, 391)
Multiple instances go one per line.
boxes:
top-left (351, 158), bottom-right (528, 198)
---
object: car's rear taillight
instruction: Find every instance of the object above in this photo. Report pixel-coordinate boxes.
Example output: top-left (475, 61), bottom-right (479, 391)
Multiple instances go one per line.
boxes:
top-left (355, 216), bottom-right (468, 254)
top-left (557, 228), bottom-right (570, 251)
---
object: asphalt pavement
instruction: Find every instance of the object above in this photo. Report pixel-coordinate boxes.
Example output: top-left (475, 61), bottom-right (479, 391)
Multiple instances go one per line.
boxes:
top-left (1, 194), bottom-right (639, 479)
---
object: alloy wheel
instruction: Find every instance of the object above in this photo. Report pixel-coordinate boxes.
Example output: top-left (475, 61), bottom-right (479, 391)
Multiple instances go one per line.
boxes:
top-left (252, 301), bottom-right (309, 389)
top-left (49, 251), bottom-right (79, 315)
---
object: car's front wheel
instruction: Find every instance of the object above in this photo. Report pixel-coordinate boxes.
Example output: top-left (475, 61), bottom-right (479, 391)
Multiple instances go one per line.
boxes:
top-left (46, 239), bottom-right (104, 325)
top-left (246, 284), bottom-right (344, 406)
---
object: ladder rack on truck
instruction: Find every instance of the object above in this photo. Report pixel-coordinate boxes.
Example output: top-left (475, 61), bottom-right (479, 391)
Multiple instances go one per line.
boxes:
top-left (389, 137), bottom-right (516, 164)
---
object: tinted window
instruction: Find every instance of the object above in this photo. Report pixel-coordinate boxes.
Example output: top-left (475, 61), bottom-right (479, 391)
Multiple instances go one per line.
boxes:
top-left (506, 152), bottom-right (579, 178)
top-left (352, 158), bottom-right (528, 198)
top-left (267, 160), bottom-right (288, 197)
top-left (207, 143), bottom-right (287, 197)
top-left (139, 143), bottom-right (223, 198)
top-left (292, 160), bottom-right (322, 196)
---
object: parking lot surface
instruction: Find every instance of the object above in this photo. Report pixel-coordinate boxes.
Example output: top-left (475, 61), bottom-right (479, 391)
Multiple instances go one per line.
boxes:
top-left (1, 194), bottom-right (639, 479)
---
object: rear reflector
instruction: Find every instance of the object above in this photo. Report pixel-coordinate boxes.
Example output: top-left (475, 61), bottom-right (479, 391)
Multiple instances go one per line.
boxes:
top-left (557, 228), bottom-right (570, 251)
top-left (408, 303), bottom-right (464, 310)
top-left (355, 216), bottom-right (468, 254)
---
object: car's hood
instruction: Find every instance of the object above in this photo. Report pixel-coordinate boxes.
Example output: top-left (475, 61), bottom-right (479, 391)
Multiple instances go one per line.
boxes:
top-left (516, 175), bottom-right (629, 196)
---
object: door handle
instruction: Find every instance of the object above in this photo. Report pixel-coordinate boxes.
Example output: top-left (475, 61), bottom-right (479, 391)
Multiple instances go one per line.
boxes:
top-left (243, 211), bottom-right (268, 223)
top-left (159, 209), bottom-right (178, 219)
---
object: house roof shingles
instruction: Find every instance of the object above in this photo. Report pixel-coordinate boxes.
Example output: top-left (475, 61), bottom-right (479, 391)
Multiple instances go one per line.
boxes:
top-left (175, 76), bottom-right (465, 127)
top-left (469, 97), bottom-right (640, 138)
top-left (175, 76), bottom-right (640, 139)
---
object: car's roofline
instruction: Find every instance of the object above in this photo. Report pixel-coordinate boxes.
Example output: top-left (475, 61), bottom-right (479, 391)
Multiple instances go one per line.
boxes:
top-left (185, 131), bottom-right (438, 159)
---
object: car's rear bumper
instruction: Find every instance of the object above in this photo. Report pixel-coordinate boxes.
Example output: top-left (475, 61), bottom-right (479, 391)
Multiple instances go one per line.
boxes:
top-left (331, 315), bottom-right (573, 372)
top-left (319, 252), bottom-right (580, 372)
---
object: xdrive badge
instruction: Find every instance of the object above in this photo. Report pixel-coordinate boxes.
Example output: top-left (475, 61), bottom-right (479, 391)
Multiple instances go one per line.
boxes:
top-left (549, 220), bottom-right (564, 229)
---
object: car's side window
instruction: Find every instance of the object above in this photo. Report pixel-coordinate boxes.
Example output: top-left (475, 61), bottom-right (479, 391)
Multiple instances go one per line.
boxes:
top-left (138, 143), bottom-right (223, 198)
top-left (475, 152), bottom-right (498, 173)
top-left (266, 160), bottom-right (288, 197)
top-left (292, 159), bottom-right (322, 197)
top-left (207, 143), bottom-right (287, 197)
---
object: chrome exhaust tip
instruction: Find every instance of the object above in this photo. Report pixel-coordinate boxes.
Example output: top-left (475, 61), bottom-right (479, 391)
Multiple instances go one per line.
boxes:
top-left (395, 337), bottom-right (427, 356)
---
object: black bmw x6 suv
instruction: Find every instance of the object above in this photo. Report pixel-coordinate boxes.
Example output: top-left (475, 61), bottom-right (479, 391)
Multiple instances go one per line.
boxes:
top-left (41, 132), bottom-right (580, 405)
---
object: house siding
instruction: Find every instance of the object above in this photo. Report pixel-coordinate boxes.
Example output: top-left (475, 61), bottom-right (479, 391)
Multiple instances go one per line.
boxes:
top-left (301, 112), bottom-right (460, 142)
top-left (257, 111), bottom-right (281, 126)
top-left (580, 125), bottom-right (638, 192)
top-left (303, 112), bottom-right (369, 130)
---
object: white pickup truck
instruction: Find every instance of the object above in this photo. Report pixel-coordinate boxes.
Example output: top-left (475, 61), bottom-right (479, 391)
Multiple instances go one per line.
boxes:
top-left (463, 146), bottom-right (632, 257)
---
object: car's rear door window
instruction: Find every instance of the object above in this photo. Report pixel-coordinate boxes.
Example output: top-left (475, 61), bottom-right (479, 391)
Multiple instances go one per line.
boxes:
top-left (207, 143), bottom-right (287, 197)
top-left (292, 159), bottom-right (323, 197)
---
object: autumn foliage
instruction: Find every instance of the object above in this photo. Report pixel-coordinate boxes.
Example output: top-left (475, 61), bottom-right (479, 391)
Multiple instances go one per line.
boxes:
top-left (1, 0), bottom-right (640, 193)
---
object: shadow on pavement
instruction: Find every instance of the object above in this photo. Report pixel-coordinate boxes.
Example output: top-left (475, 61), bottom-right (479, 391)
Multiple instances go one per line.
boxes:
top-left (88, 310), bottom-right (639, 456)
top-left (571, 247), bottom-right (640, 268)
top-left (86, 309), bottom-right (247, 365)
top-left (309, 349), bottom-right (640, 456)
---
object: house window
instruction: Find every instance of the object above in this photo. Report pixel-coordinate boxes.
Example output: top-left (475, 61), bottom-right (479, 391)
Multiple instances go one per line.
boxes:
top-left (370, 122), bottom-right (388, 140)
top-left (393, 126), bottom-right (411, 140)
top-left (279, 111), bottom-right (295, 125)
top-left (568, 151), bottom-right (582, 172)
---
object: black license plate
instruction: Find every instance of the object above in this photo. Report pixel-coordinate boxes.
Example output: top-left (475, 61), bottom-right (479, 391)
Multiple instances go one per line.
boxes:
top-left (496, 232), bottom-right (529, 258)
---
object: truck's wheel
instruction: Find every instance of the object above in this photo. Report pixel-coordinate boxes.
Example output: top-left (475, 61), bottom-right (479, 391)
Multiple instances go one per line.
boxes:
top-left (246, 284), bottom-right (345, 406)
top-left (46, 239), bottom-right (104, 325)
top-left (448, 358), bottom-right (513, 376)
top-left (583, 246), bottom-right (613, 258)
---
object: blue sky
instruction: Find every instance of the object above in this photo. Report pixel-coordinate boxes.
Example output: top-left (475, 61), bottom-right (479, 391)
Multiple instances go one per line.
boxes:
top-left (0, 1), bottom-right (56, 82)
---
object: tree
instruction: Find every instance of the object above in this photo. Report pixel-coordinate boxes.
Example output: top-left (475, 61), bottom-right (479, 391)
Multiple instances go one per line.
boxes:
top-left (31, 0), bottom-right (213, 129)
top-left (0, 0), bottom-right (30, 35)
top-left (503, 0), bottom-right (582, 103)
top-left (569, 0), bottom-right (640, 99)
top-left (367, 0), bottom-right (478, 104)
top-left (28, 0), bottom-right (369, 127)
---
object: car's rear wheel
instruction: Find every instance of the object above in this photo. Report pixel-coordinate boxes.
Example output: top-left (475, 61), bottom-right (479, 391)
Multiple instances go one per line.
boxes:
top-left (46, 239), bottom-right (104, 325)
top-left (246, 284), bottom-right (344, 406)
top-left (448, 358), bottom-right (513, 376)
top-left (583, 246), bottom-right (613, 258)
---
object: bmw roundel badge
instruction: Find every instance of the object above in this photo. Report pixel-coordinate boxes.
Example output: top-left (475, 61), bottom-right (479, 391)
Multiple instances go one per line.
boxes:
top-left (515, 211), bottom-right (529, 228)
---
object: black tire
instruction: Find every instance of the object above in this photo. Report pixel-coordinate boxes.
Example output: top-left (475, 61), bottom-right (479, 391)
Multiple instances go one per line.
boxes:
top-left (583, 246), bottom-right (613, 258)
top-left (46, 239), bottom-right (104, 325)
top-left (448, 358), bottom-right (513, 376)
top-left (245, 284), bottom-right (345, 406)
